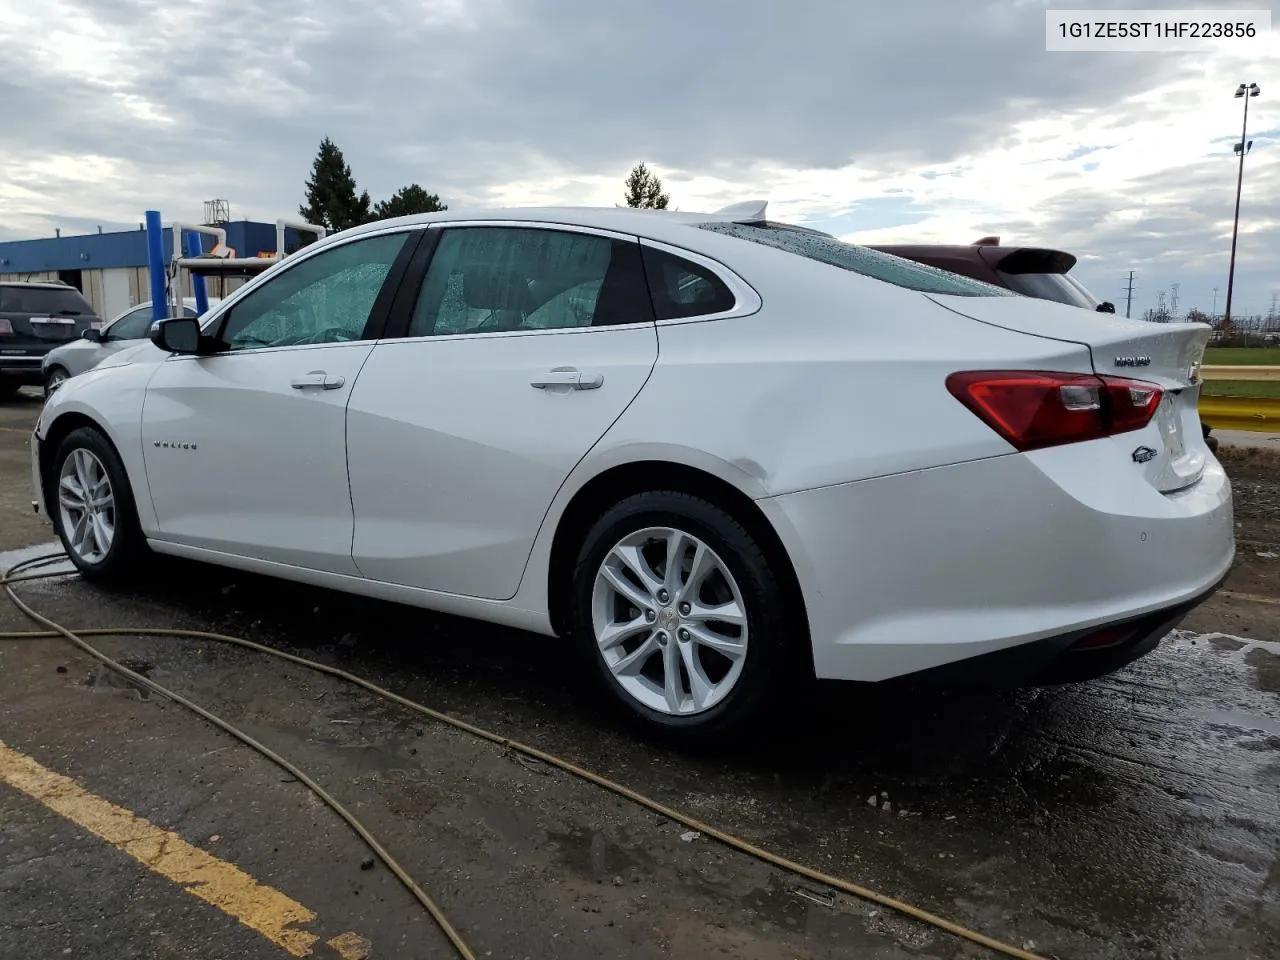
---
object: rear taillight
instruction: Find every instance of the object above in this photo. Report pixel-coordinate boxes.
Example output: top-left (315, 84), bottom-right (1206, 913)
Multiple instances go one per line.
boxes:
top-left (0, 319), bottom-right (12, 335)
top-left (946, 371), bottom-right (1163, 451)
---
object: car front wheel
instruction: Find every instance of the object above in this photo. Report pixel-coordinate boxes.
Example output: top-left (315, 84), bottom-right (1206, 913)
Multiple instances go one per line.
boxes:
top-left (570, 490), bottom-right (797, 741)
top-left (44, 367), bottom-right (69, 398)
top-left (51, 426), bottom-right (147, 581)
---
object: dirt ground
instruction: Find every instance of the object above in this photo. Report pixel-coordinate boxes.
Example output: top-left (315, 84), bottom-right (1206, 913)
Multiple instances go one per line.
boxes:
top-left (1, 386), bottom-right (1277, 960)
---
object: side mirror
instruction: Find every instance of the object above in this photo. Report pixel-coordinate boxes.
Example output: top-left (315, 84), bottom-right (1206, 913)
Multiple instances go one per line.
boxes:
top-left (149, 316), bottom-right (201, 354)
top-left (1096, 301), bottom-right (1116, 314)
top-left (81, 328), bottom-right (101, 342)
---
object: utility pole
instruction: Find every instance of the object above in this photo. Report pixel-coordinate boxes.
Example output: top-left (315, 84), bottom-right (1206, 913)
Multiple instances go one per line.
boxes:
top-left (1124, 270), bottom-right (1135, 318)
top-left (1212, 287), bottom-right (1219, 317)
top-left (1224, 81), bottom-right (1261, 334)
top-left (1169, 283), bottom-right (1180, 317)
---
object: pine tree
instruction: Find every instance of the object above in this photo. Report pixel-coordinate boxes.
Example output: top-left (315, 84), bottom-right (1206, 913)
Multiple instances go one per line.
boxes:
top-left (299, 137), bottom-right (372, 233)
top-left (372, 184), bottom-right (447, 220)
top-left (623, 162), bottom-right (670, 209)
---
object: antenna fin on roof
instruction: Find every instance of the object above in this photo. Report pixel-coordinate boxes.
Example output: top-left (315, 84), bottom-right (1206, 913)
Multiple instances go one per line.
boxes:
top-left (710, 200), bottom-right (768, 222)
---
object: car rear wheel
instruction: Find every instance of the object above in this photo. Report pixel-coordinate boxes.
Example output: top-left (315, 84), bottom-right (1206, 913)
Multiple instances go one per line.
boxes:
top-left (570, 490), bottom-right (797, 741)
top-left (51, 426), bottom-right (148, 582)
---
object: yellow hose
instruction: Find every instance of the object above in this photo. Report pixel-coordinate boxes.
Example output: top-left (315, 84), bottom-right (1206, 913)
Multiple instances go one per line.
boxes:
top-left (2, 556), bottom-right (1048, 960)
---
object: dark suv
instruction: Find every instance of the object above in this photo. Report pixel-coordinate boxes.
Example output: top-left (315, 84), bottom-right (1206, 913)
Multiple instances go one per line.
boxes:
top-left (871, 238), bottom-right (1216, 451)
top-left (0, 281), bottom-right (100, 399)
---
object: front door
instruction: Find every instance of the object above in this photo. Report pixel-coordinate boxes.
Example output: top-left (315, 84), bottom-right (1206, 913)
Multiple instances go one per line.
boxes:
top-left (347, 224), bottom-right (659, 599)
top-left (141, 230), bottom-right (415, 574)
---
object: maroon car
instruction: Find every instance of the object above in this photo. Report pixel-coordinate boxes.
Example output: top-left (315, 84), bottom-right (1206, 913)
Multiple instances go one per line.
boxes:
top-left (871, 237), bottom-right (1215, 451)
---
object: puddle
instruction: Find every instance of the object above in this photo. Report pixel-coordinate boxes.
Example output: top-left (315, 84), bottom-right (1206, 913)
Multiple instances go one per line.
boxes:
top-left (1191, 707), bottom-right (1280, 737)
top-left (0, 541), bottom-right (74, 578)
top-left (86, 659), bottom-right (155, 701)
top-left (1245, 647), bottom-right (1280, 694)
top-left (545, 828), bottom-right (639, 881)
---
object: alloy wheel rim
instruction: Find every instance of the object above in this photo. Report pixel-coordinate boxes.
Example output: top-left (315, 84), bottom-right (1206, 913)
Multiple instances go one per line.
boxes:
top-left (57, 448), bottom-right (116, 564)
top-left (591, 526), bottom-right (749, 716)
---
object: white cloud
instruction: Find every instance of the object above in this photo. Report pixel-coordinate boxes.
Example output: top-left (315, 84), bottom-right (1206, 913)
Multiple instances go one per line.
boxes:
top-left (0, 0), bottom-right (1275, 316)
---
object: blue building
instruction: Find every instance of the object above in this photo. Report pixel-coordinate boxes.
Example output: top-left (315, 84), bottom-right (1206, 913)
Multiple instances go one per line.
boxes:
top-left (0, 221), bottom-right (297, 320)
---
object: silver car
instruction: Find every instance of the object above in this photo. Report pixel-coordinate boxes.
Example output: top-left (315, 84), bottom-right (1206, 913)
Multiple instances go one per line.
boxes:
top-left (41, 298), bottom-right (220, 395)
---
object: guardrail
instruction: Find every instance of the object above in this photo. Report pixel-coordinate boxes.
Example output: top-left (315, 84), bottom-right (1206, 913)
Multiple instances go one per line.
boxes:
top-left (1199, 396), bottom-right (1280, 432)
top-left (1197, 365), bottom-right (1280, 433)
top-left (1201, 365), bottom-right (1280, 382)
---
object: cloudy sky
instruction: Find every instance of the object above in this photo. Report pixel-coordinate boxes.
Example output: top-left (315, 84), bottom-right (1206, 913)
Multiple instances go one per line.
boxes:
top-left (1, 0), bottom-right (1276, 318)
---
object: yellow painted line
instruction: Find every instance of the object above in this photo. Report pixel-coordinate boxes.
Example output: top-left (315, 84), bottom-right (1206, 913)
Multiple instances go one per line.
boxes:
top-left (327, 932), bottom-right (373, 959)
top-left (0, 738), bottom-right (363, 957)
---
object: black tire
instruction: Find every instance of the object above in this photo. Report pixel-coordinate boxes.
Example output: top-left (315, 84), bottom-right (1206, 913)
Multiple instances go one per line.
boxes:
top-left (569, 490), bottom-right (800, 743)
top-left (50, 426), bottom-right (149, 582)
top-left (44, 366), bottom-right (70, 400)
top-left (0, 377), bottom-right (20, 401)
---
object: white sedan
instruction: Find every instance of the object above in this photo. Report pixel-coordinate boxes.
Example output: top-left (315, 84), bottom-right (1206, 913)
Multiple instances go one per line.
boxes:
top-left (31, 205), bottom-right (1234, 739)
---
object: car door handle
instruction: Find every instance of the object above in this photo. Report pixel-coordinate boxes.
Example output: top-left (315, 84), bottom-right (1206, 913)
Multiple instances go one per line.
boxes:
top-left (530, 367), bottom-right (604, 391)
top-left (290, 371), bottom-right (345, 390)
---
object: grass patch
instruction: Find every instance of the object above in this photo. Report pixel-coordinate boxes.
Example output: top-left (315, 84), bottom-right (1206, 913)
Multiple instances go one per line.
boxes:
top-left (1204, 346), bottom-right (1280, 366)
top-left (1201, 380), bottom-right (1280, 399)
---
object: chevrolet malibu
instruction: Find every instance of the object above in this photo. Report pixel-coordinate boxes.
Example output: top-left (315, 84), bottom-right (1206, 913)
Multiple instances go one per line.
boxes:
top-left (31, 205), bottom-right (1234, 739)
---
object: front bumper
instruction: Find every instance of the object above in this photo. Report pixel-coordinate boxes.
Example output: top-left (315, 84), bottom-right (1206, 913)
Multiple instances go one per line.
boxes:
top-left (30, 429), bottom-right (47, 519)
top-left (759, 445), bottom-right (1234, 684)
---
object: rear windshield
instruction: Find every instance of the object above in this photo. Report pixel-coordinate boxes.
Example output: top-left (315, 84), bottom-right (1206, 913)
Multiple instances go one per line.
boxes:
top-left (0, 286), bottom-right (94, 315)
top-left (695, 222), bottom-right (1015, 298)
top-left (998, 270), bottom-right (1099, 310)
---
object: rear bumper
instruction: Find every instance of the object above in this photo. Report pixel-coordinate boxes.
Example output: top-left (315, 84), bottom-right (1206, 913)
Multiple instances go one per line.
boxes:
top-left (0, 356), bottom-right (44, 385)
top-left (758, 444), bottom-right (1234, 684)
top-left (903, 571), bottom-right (1225, 686)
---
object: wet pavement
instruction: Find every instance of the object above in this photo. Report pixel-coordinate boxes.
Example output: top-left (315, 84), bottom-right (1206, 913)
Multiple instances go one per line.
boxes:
top-left (1, 389), bottom-right (1277, 959)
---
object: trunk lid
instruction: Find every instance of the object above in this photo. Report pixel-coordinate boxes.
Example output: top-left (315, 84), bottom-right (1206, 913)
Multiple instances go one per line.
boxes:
top-left (928, 293), bottom-right (1211, 492)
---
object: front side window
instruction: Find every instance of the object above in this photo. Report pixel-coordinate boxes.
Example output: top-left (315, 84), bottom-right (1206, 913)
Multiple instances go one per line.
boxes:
top-left (104, 305), bottom-right (156, 341)
top-left (218, 232), bottom-right (407, 351)
top-left (408, 227), bottom-right (653, 337)
top-left (696, 221), bottom-right (1015, 298)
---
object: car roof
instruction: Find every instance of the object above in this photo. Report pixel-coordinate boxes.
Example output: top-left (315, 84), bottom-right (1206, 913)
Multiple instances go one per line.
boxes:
top-left (337, 205), bottom-right (759, 248)
top-left (0, 280), bottom-right (80, 289)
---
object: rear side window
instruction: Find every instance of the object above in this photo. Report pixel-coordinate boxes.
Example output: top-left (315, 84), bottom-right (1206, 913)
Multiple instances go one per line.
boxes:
top-left (0, 286), bottom-right (94, 314)
top-left (409, 227), bottom-right (654, 337)
top-left (641, 246), bottom-right (736, 320)
top-left (695, 222), bottom-right (1015, 298)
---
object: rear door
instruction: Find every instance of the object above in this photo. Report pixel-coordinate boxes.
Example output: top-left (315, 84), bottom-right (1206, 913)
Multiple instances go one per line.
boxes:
top-left (346, 223), bottom-right (658, 599)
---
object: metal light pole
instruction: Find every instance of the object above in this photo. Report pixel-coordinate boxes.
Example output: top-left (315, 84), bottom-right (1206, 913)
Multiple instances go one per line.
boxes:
top-left (1223, 82), bottom-right (1260, 334)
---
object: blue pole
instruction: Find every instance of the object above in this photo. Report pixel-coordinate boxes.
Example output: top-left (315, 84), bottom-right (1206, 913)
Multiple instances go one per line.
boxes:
top-left (189, 231), bottom-right (209, 315)
top-left (144, 210), bottom-right (166, 322)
